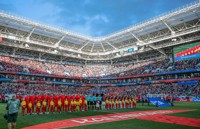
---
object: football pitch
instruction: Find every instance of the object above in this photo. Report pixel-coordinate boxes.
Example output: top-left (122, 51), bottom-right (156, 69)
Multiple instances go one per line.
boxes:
top-left (0, 102), bottom-right (200, 129)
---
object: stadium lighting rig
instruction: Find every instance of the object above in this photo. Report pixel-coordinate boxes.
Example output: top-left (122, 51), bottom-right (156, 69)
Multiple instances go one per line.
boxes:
top-left (54, 49), bottom-right (58, 53)
top-left (172, 38), bottom-right (177, 42)
top-left (24, 44), bottom-right (29, 48)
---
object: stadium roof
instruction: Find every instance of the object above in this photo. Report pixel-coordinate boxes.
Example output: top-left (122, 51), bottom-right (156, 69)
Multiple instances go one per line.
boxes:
top-left (0, 1), bottom-right (200, 60)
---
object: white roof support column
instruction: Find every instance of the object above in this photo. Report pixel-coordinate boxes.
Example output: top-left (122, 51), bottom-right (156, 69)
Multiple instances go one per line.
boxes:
top-left (79, 41), bottom-right (90, 51)
top-left (90, 43), bottom-right (95, 52)
top-left (148, 44), bottom-right (166, 56)
top-left (101, 42), bottom-right (105, 52)
top-left (110, 59), bottom-right (113, 65)
top-left (129, 32), bottom-right (142, 42)
top-left (106, 41), bottom-right (117, 49)
top-left (39, 53), bottom-right (42, 60)
top-left (54, 35), bottom-right (65, 48)
top-left (12, 48), bottom-right (16, 56)
top-left (26, 26), bottom-right (36, 39)
top-left (161, 19), bottom-right (175, 34)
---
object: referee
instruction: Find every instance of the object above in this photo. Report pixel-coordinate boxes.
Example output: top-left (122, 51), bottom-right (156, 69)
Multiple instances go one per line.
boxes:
top-left (7, 95), bottom-right (20, 129)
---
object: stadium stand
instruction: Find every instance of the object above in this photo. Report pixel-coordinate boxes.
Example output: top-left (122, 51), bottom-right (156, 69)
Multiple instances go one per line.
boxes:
top-left (0, 55), bottom-right (200, 77)
top-left (0, 54), bottom-right (199, 99)
top-left (0, 0), bottom-right (199, 112)
top-left (0, 83), bottom-right (199, 97)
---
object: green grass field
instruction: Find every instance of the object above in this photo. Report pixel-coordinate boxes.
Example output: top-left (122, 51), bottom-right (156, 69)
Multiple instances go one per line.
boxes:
top-left (0, 102), bottom-right (200, 129)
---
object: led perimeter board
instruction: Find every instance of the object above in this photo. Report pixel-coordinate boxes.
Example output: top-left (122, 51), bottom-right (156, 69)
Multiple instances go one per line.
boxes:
top-left (173, 41), bottom-right (200, 61)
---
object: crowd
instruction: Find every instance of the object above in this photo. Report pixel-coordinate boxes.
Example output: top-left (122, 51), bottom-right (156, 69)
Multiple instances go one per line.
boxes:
top-left (0, 55), bottom-right (200, 77)
top-left (0, 55), bottom-right (200, 116)
top-left (2, 82), bottom-right (197, 115)
top-left (0, 82), bottom-right (199, 101)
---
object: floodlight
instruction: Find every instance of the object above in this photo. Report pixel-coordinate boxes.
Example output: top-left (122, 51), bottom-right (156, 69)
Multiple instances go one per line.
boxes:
top-left (25, 44), bottom-right (29, 48)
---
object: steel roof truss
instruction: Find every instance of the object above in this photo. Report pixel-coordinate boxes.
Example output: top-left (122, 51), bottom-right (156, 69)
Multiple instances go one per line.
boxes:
top-left (105, 41), bottom-right (117, 50)
top-left (26, 26), bottom-right (36, 39)
top-left (54, 35), bottom-right (65, 48)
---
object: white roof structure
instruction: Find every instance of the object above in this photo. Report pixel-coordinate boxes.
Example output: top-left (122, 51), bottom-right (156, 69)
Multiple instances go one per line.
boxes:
top-left (0, 1), bottom-right (200, 61)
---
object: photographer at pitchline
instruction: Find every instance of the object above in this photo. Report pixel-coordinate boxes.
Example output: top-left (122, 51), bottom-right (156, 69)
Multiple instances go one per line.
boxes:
top-left (6, 95), bottom-right (20, 129)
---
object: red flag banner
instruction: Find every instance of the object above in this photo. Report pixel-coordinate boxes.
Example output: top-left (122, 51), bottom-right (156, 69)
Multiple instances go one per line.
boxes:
top-left (0, 36), bottom-right (2, 42)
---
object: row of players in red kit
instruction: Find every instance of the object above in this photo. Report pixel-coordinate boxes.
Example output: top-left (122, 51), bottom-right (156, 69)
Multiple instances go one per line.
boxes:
top-left (20, 95), bottom-right (88, 115)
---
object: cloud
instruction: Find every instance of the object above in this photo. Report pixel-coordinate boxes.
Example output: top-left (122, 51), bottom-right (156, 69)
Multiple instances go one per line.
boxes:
top-left (14, 0), bottom-right (64, 27)
top-left (82, 0), bottom-right (92, 6)
top-left (84, 15), bottom-right (110, 24)
top-left (67, 14), bottom-right (109, 37)
top-left (0, 0), bottom-right (197, 37)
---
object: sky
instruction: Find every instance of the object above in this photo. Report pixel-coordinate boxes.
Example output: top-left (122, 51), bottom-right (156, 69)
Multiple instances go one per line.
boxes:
top-left (0, 0), bottom-right (197, 37)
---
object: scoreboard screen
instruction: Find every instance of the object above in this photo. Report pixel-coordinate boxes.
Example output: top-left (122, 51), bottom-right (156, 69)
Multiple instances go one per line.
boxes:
top-left (173, 41), bottom-right (200, 61)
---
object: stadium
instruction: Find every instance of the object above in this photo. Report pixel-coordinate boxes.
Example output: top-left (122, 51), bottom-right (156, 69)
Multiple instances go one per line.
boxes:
top-left (0, 0), bottom-right (200, 129)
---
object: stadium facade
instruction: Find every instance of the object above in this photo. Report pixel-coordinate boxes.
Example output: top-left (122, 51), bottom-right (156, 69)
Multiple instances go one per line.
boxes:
top-left (0, 1), bottom-right (199, 89)
top-left (0, 1), bottom-right (199, 64)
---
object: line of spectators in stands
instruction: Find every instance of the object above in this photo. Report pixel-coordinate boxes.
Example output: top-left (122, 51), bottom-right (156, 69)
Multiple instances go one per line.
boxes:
top-left (0, 55), bottom-right (200, 77)
top-left (0, 83), bottom-right (199, 101)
